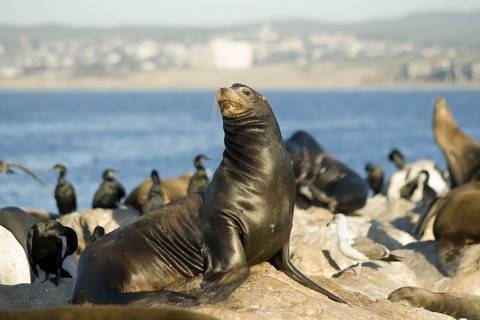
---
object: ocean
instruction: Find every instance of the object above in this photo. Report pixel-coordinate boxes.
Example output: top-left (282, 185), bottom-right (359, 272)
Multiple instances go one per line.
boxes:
top-left (1, 88), bottom-right (479, 213)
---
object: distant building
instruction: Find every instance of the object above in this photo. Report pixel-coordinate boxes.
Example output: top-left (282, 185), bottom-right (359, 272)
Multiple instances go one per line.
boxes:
top-left (189, 40), bottom-right (253, 70)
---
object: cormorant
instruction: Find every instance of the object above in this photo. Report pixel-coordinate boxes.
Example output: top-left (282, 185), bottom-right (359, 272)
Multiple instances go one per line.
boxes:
top-left (47, 164), bottom-right (77, 215)
top-left (92, 169), bottom-right (125, 209)
top-left (187, 155), bottom-right (211, 194)
top-left (1, 160), bottom-right (52, 192)
top-left (27, 220), bottom-right (78, 286)
top-left (388, 149), bottom-right (405, 170)
top-left (365, 163), bottom-right (384, 195)
top-left (86, 226), bottom-right (105, 246)
top-left (142, 170), bottom-right (165, 215)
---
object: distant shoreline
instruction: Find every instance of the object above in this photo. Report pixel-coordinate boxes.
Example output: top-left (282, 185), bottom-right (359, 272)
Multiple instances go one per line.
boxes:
top-left (1, 63), bottom-right (479, 92)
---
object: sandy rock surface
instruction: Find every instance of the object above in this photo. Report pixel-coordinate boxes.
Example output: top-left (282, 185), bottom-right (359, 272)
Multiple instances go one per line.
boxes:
top-left (2, 195), bottom-right (479, 319)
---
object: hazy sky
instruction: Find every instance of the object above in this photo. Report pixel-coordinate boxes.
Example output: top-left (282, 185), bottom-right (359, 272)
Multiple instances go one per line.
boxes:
top-left (2, 0), bottom-right (480, 27)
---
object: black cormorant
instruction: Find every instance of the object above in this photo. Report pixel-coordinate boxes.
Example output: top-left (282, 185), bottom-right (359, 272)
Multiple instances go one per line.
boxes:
top-left (388, 149), bottom-right (405, 170)
top-left (86, 226), bottom-right (105, 246)
top-left (92, 169), bottom-right (125, 209)
top-left (141, 170), bottom-right (165, 215)
top-left (27, 220), bottom-right (78, 286)
top-left (1, 160), bottom-right (52, 192)
top-left (47, 164), bottom-right (77, 215)
top-left (365, 163), bottom-right (384, 195)
top-left (187, 155), bottom-right (211, 194)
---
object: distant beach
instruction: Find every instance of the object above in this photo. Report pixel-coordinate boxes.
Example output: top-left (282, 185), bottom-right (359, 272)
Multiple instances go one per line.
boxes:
top-left (2, 61), bottom-right (480, 91)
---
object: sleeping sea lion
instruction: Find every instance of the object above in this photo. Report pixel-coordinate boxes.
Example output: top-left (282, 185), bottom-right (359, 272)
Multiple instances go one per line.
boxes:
top-left (284, 130), bottom-right (369, 213)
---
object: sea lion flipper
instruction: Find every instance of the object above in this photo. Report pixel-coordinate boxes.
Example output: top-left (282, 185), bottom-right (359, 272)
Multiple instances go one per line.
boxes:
top-left (269, 242), bottom-right (348, 305)
top-left (201, 227), bottom-right (250, 304)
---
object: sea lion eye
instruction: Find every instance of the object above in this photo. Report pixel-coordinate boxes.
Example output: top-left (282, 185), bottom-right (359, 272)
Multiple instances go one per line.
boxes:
top-left (243, 90), bottom-right (251, 96)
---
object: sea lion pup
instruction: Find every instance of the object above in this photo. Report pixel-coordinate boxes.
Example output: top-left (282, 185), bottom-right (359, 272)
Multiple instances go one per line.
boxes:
top-left (27, 220), bottom-right (78, 286)
top-left (284, 131), bottom-right (369, 213)
top-left (388, 286), bottom-right (480, 320)
top-left (433, 97), bottom-right (480, 188)
top-left (72, 83), bottom-right (346, 306)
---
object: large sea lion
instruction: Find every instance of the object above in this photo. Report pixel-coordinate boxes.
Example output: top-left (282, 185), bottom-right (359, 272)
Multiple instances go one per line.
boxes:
top-left (123, 172), bottom-right (192, 212)
top-left (0, 207), bottom-right (40, 283)
top-left (72, 83), bottom-right (346, 305)
top-left (388, 286), bottom-right (480, 320)
top-left (414, 181), bottom-right (480, 275)
top-left (433, 97), bottom-right (480, 188)
top-left (284, 130), bottom-right (369, 213)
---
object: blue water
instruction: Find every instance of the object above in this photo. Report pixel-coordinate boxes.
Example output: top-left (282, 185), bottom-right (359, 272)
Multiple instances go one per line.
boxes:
top-left (1, 89), bottom-right (479, 213)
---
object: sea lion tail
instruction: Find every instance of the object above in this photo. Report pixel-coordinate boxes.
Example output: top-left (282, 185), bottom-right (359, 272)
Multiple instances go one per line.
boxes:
top-left (269, 243), bottom-right (349, 305)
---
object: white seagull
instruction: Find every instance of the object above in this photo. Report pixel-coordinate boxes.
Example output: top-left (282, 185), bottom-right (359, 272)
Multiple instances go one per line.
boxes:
top-left (328, 213), bottom-right (401, 281)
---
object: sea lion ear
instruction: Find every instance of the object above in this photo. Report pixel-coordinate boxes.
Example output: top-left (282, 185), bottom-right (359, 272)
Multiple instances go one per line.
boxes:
top-left (262, 96), bottom-right (268, 102)
top-left (27, 226), bottom-right (39, 278)
top-left (63, 226), bottom-right (78, 259)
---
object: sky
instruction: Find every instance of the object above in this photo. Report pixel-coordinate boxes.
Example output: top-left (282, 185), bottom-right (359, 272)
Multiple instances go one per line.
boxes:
top-left (1, 0), bottom-right (480, 28)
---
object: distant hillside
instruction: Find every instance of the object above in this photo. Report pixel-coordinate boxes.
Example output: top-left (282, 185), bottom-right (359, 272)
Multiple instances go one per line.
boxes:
top-left (267, 10), bottom-right (480, 48)
top-left (0, 10), bottom-right (479, 48)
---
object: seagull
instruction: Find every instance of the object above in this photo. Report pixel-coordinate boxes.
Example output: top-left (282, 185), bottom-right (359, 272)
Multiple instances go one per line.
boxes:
top-left (328, 213), bottom-right (401, 281)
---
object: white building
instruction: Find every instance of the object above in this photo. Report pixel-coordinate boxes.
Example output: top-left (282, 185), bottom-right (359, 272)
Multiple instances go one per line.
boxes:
top-left (190, 40), bottom-right (253, 70)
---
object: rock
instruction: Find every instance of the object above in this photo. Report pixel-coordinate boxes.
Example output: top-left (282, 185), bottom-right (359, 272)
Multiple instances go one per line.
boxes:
top-left (0, 196), bottom-right (474, 319)
top-left (58, 206), bottom-right (140, 257)
top-left (0, 279), bottom-right (74, 309)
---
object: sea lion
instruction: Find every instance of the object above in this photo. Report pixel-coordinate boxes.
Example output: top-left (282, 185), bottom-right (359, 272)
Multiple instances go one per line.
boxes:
top-left (72, 83), bottom-right (346, 306)
top-left (388, 286), bottom-right (480, 320)
top-left (284, 130), bottom-right (369, 213)
top-left (27, 220), bottom-right (78, 286)
top-left (413, 181), bottom-right (480, 275)
top-left (123, 172), bottom-right (192, 212)
top-left (0, 206), bottom-right (40, 283)
top-left (433, 97), bottom-right (480, 188)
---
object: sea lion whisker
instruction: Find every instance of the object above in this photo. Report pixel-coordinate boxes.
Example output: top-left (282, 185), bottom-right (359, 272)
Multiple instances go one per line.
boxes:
top-left (211, 97), bottom-right (219, 122)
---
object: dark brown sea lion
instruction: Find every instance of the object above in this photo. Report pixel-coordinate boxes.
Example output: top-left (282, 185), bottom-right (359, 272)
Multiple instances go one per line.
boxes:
top-left (123, 172), bottom-right (192, 212)
top-left (0, 305), bottom-right (217, 320)
top-left (72, 83), bottom-right (346, 306)
top-left (433, 97), bottom-right (480, 188)
top-left (414, 181), bottom-right (480, 275)
top-left (284, 131), bottom-right (369, 213)
top-left (388, 286), bottom-right (480, 320)
top-left (0, 207), bottom-right (40, 283)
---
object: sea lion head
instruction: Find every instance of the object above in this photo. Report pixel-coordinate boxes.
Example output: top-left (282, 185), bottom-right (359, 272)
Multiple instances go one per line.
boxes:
top-left (388, 286), bottom-right (427, 308)
top-left (216, 83), bottom-right (269, 117)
